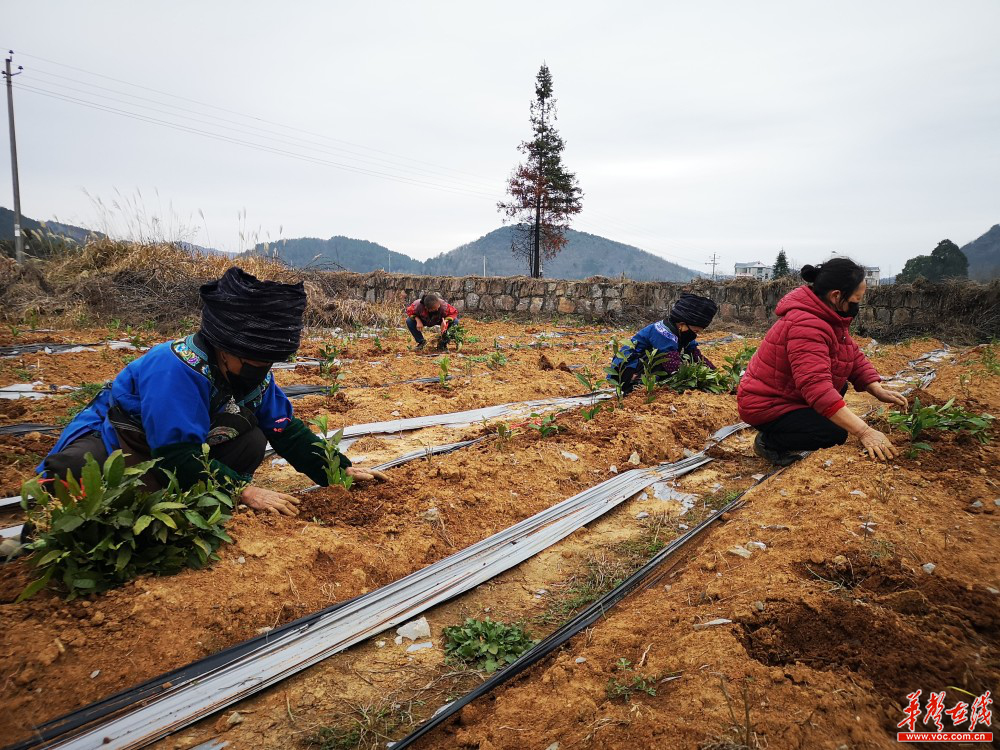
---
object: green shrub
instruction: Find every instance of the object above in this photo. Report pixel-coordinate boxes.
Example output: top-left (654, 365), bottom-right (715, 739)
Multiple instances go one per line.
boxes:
top-left (19, 448), bottom-right (237, 601)
top-left (886, 397), bottom-right (994, 456)
top-left (664, 355), bottom-right (732, 394)
top-left (721, 344), bottom-right (757, 389)
top-left (443, 617), bottom-right (538, 673)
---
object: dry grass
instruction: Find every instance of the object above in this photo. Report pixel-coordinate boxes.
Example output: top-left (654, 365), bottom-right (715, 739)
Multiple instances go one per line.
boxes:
top-left (0, 238), bottom-right (399, 331)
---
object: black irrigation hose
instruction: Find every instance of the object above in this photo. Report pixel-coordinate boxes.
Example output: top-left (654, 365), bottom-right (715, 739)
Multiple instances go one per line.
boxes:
top-left (3, 436), bottom-right (489, 750)
top-left (389, 476), bottom-right (771, 750)
top-left (0, 424), bottom-right (59, 436)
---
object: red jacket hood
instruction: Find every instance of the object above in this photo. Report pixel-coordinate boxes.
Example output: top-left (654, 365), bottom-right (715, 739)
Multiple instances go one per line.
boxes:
top-left (775, 285), bottom-right (852, 330)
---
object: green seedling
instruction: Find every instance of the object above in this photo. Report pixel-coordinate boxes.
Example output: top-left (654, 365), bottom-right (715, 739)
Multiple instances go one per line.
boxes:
top-left (436, 355), bottom-right (451, 386)
top-left (721, 344), bottom-right (758, 391)
top-left (664, 355), bottom-right (732, 394)
top-left (639, 349), bottom-right (668, 403)
top-left (605, 657), bottom-right (662, 701)
top-left (487, 351), bottom-right (509, 369)
top-left (309, 415), bottom-right (353, 489)
top-left (528, 412), bottom-right (560, 438)
top-left (443, 617), bottom-right (538, 673)
top-left (18, 447), bottom-right (237, 601)
top-left (886, 397), bottom-right (994, 457)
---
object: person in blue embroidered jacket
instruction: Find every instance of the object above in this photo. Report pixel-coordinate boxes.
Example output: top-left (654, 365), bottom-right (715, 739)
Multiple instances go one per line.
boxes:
top-left (39, 268), bottom-right (386, 516)
top-left (608, 293), bottom-right (719, 395)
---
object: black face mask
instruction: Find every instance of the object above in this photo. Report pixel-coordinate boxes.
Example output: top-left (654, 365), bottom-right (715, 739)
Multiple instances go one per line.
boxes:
top-left (678, 330), bottom-right (698, 348)
top-left (837, 302), bottom-right (860, 319)
top-left (225, 361), bottom-right (271, 397)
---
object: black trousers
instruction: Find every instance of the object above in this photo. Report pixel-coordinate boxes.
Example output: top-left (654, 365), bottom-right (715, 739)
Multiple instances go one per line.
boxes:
top-left (756, 384), bottom-right (850, 453)
top-left (406, 316), bottom-right (456, 346)
top-left (42, 428), bottom-right (268, 485)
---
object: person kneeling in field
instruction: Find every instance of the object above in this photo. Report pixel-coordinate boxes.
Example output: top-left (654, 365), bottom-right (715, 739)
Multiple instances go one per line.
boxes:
top-left (737, 258), bottom-right (908, 466)
top-left (607, 293), bottom-right (719, 395)
top-left (406, 292), bottom-right (459, 351)
top-left (38, 268), bottom-right (386, 516)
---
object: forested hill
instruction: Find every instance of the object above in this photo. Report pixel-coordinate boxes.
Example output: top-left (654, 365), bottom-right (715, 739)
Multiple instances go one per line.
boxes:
top-left (960, 224), bottom-right (1000, 281)
top-left (421, 227), bottom-right (701, 281)
top-left (251, 226), bottom-right (702, 281)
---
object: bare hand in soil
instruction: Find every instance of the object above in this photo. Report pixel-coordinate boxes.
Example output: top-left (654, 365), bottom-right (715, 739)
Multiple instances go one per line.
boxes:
top-left (867, 383), bottom-right (908, 409)
top-left (240, 486), bottom-right (301, 516)
top-left (858, 427), bottom-right (899, 461)
top-left (415, 319), bottom-right (424, 331)
top-left (345, 467), bottom-right (389, 482)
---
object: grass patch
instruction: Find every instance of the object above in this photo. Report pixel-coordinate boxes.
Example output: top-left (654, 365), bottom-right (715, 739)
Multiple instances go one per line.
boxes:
top-left (306, 701), bottom-right (415, 750)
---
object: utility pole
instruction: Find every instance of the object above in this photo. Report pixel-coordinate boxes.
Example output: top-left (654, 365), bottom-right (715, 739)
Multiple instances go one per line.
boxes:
top-left (4, 51), bottom-right (25, 263)
top-left (705, 253), bottom-right (720, 281)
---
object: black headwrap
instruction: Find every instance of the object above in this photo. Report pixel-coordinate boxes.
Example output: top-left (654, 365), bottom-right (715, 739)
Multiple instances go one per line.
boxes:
top-left (667, 293), bottom-right (718, 328)
top-left (199, 267), bottom-right (306, 361)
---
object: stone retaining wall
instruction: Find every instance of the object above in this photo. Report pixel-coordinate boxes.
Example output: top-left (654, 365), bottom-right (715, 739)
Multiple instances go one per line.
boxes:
top-left (323, 271), bottom-right (998, 339)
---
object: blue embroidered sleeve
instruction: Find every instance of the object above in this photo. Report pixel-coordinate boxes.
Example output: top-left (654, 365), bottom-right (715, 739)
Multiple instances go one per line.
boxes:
top-left (255, 381), bottom-right (295, 434)
top-left (130, 348), bottom-right (214, 452)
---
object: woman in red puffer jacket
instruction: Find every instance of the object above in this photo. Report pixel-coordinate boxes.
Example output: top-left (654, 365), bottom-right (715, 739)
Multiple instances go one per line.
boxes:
top-left (737, 258), bottom-right (908, 466)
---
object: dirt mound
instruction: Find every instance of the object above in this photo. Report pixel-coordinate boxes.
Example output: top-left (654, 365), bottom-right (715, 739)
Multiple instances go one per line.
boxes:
top-left (740, 596), bottom-right (997, 707)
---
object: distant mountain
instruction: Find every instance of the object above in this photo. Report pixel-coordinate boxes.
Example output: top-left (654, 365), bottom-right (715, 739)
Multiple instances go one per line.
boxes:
top-left (1, 206), bottom-right (96, 245)
top-left (251, 226), bottom-right (702, 281)
top-left (422, 227), bottom-right (701, 281)
top-left (249, 236), bottom-right (424, 274)
top-left (960, 225), bottom-right (1000, 282)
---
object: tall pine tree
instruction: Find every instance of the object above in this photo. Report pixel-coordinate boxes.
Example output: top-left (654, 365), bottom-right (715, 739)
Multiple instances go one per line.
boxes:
top-left (498, 64), bottom-right (583, 278)
top-left (773, 248), bottom-right (790, 278)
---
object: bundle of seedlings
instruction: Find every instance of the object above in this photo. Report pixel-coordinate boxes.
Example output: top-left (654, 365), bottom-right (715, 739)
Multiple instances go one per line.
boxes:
top-left (17, 448), bottom-right (238, 600)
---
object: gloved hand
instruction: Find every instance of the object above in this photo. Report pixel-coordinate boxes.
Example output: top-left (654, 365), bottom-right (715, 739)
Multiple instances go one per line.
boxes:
top-left (858, 426), bottom-right (899, 461)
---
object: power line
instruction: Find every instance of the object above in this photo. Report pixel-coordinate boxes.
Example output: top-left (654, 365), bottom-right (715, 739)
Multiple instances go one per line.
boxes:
top-left (10, 49), bottom-right (500, 185)
top-left (14, 81), bottom-right (500, 200)
top-left (26, 68), bottom-right (503, 192)
top-left (705, 252), bottom-right (720, 280)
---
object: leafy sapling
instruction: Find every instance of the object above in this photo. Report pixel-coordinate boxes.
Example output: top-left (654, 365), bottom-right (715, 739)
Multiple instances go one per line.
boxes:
top-left (573, 368), bottom-right (603, 421)
top-left (436, 355), bottom-right (451, 386)
top-left (528, 412), bottom-right (561, 438)
top-left (639, 349), bottom-right (668, 403)
top-left (309, 415), bottom-right (353, 489)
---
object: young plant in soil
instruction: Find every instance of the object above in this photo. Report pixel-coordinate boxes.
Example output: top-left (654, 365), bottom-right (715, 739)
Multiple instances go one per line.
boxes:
top-left (18, 447), bottom-right (237, 601)
top-left (436, 355), bottom-right (451, 387)
top-left (604, 339), bottom-right (630, 408)
top-left (443, 617), bottom-right (538, 673)
top-left (605, 658), bottom-right (662, 701)
top-left (980, 340), bottom-right (1000, 375)
top-left (309, 415), bottom-right (353, 489)
top-left (527, 412), bottom-right (560, 438)
top-left (721, 344), bottom-right (758, 391)
top-left (307, 700), bottom-right (413, 750)
top-left (447, 320), bottom-right (478, 352)
top-left (318, 342), bottom-right (343, 374)
top-left (486, 420), bottom-right (516, 453)
top-left (664, 355), bottom-right (732, 394)
top-left (486, 351), bottom-right (509, 369)
top-left (572, 368), bottom-right (603, 421)
top-left (639, 349), bottom-right (668, 403)
top-left (886, 397), bottom-right (994, 457)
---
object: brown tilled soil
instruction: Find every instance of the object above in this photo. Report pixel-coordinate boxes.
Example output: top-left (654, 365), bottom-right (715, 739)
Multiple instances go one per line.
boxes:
top-left (1, 322), bottom-right (997, 750)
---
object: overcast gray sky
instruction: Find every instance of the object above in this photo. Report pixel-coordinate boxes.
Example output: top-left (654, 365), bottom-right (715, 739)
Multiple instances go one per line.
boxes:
top-left (4, 1), bottom-right (999, 276)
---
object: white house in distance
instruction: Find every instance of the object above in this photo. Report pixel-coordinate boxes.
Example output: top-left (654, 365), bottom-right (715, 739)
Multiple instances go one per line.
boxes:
top-left (733, 261), bottom-right (774, 280)
top-left (827, 252), bottom-right (880, 287)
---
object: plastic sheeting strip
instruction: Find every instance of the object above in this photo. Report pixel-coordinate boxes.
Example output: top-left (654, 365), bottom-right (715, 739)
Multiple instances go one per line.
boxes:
top-left (7, 445), bottom-right (735, 750)
top-left (389, 481), bottom-right (760, 750)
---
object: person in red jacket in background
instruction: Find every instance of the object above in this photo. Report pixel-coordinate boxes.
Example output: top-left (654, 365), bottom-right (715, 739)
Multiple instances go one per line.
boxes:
top-left (406, 292), bottom-right (459, 351)
top-left (737, 258), bottom-right (908, 466)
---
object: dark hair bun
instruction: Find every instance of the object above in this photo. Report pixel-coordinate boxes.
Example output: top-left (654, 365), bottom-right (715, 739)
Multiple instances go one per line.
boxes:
top-left (800, 264), bottom-right (819, 283)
